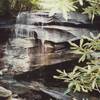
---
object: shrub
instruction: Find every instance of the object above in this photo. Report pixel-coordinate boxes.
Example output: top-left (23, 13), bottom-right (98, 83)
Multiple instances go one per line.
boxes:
top-left (39, 0), bottom-right (100, 21)
top-left (54, 33), bottom-right (100, 94)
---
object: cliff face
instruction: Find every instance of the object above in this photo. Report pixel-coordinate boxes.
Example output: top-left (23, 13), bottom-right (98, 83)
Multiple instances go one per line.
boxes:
top-left (0, 12), bottom-right (100, 100)
top-left (15, 12), bottom-right (100, 43)
top-left (1, 12), bottom-right (100, 74)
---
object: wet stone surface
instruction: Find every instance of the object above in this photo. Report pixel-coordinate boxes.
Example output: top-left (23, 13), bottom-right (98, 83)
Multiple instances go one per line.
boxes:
top-left (0, 12), bottom-right (100, 100)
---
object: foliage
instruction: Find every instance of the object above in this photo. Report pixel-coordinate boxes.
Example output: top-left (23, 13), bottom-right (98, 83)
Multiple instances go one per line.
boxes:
top-left (39, 0), bottom-right (100, 21)
top-left (54, 33), bottom-right (100, 93)
top-left (69, 33), bottom-right (100, 62)
top-left (0, 0), bottom-right (40, 16)
top-left (83, 0), bottom-right (100, 22)
top-left (39, 0), bottom-right (77, 20)
top-left (9, 0), bottom-right (40, 15)
top-left (0, 0), bottom-right (100, 20)
top-left (0, 0), bottom-right (10, 15)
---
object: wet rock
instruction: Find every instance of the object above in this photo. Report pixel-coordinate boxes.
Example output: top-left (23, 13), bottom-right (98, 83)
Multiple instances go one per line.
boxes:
top-left (3, 11), bottom-right (100, 76)
top-left (0, 12), bottom-right (100, 100)
top-left (0, 68), bottom-right (8, 76)
top-left (0, 18), bottom-right (15, 29)
top-left (16, 12), bottom-right (90, 25)
top-left (0, 78), bottom-right (100, 100)
top-left (15, 12), bottom-right (100, 43)
top-left (4, 40), bottom-right (30, 73)
top-left (44, 40), bottom-right (69, 53)
top-left (0, 79), bottom-right (45, 95)
top-left (40, 88), bottom-right (72, 100)
top-left (3, 33), bottom-right (79, 75)
top-left (0, 45), bottom-right (6, 70)
top-left (0, 79), bottom-right (72, 100)
top-left (0, 28), bottom-right (11, 44)
top-left (0, 86), bottom-right (12, 100)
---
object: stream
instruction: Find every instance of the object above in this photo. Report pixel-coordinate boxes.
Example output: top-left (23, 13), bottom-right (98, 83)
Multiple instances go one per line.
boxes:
top-left (0, 12), bottom-right (100, 100)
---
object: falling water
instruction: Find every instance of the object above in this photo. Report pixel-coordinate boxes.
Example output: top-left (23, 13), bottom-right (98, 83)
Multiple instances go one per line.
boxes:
top-left (0, 11), bottom-right (100, 100)
top-left (15, 12), bottom-right (87, 42)
top-left (2, 11), bottom-right (100, 74)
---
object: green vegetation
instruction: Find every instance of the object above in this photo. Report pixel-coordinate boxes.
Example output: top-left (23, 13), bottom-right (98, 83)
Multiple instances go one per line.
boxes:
top-left (9, 0), bottom-right (40, 12)
top-left (54, 33), bottom-right (100, 93)
top-left (0, 0), bottom-right (10, 16)
top-left (39, 0), bottom-right (100, 21)
top-left (83, 0), bottom-right (100, 22)
top-left (0, 0), bottom-right (40, 16)
top-left (0, 0), bottom-right (100, 97)
top-left (0, 0), bottom-right (100, 20)
top-left (39, 1), bottom-right (100, 93)
top-left (39, 0), bottom-right (77, 20)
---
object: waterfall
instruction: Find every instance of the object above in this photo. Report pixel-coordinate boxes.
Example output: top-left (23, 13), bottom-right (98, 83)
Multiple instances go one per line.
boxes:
top-left (3, 11), bottom-right (100, 74)
top-left (15, 12), bottom-right (100, 42)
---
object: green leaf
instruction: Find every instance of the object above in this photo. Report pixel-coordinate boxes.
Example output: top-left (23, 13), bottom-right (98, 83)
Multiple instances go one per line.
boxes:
top-left (69, 41), bottom-right (79, 47)
top-left (92, 79), bottom-right (96, 89)
top-left (78, 0), bottom-right (83, 6)
top-left (81, 86), bottom-right (88, 92)
top-left (79, 54), bottom-right (86, 62)
top-left (75, 83), bottom-right (81, 91)
top-left (56, 69), bottom-right (64, 74)
top-left (80, 39), bottom-right (84, 47)
top-left (82, 35), bottom-right (93, 41)
top-left (39, 0), bottom-right (77, 20)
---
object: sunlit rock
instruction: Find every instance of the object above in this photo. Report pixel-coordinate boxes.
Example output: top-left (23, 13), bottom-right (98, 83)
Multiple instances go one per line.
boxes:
top-left (0, 86), bottom-right (12, 97)
top-left (3, 12), bottom-right (100, 74)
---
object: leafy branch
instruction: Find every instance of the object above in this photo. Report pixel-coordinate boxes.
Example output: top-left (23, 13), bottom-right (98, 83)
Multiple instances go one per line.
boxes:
top-left (38, 0), bottom-right (100, 21)
top-left (39, 0), bottom-right (77, 20)
top-left (54, 33), bottom-right (100, 93)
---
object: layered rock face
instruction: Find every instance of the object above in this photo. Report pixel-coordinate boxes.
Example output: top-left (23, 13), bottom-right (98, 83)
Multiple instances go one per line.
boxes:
top-left (3, 12), bottom-right (100, 74)
top-left (15, 12), bottom-right (100, 42)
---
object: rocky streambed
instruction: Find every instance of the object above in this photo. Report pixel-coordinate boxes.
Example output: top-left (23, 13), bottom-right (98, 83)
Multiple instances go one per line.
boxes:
top-left (0, 41), bottom-right (100, 100)
top-left (0, 12), bottom-right (100, 100)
